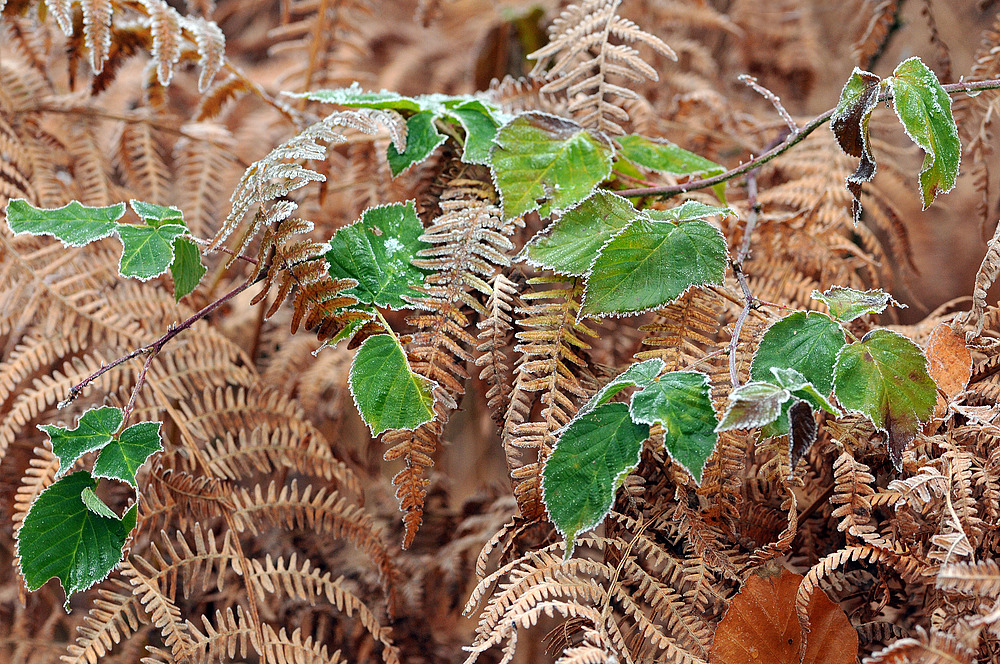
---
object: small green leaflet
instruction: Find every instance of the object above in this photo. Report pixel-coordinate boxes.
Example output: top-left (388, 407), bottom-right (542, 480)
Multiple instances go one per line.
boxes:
top-left (887, 57), bottom-right (961, 208)
top-left (616, 134), bottom-right (727, 202)
top-left (581, 217), bottom-right (727, 318)
top-left (16, 471), bottom-right (137, 608)
top-left (811, 286), bottom-right (899, 323)
top-left (491, 112), bottom-right (614, 220)
top-left (129, 200), bottom-right (184, 226)
top-left (326, 202), bottom-right (431, 310)
top-left (521, 191), bottom-right (641, 276)
top-left (769, 367), bottom-right (840, 416)
top-left (833, 329), bottom-right (937, 469)
top-left (349, 334), bottom-right (436, 436)
top-left (629, 371), bottom-right (717, 483)
top-left (81, 487), bottom-right (120, 519)
top-left (42, 406), bottom-right (124, 477)
top-left (170, 237), bottom-right (207, 301)
top-left (715, 382), bottom-right (790, 431)
top-left (5, 199), bottom-right (124, 245)
top-left (577, 358), bottom-right (664, 417)
top-left (646, 201), bottom-right (733, 223)
top-left (830, 67), bottom-right (883, 222)
top-left (387, 112), bottom-right (447, 176)
top-left (542, 403), bottom-right (649, 558)
top-left (750, 312), bottom-right (845, 398)
top-left (92, 420), bottom-right (163, 487)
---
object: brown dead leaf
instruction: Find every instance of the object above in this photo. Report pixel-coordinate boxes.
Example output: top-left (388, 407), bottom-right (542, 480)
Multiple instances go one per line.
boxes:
top-left (709, 568), bottom-right (857, 664)
top-left (926, 323), bottom-right (973, 417)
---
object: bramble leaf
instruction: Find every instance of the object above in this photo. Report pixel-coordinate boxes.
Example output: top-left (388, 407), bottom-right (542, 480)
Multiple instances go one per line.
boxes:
top-left (580, 218), bottom-right (726, 317)
top-left (92, 421), bottom-right (163, 487)
top-left (349, 334), bottom-right (436, 436)
top-left (521, 191), bottom-right (640, 276)
top-left (80, 487), bottom-right (120, 520)
top-left (833, 329), bottom-right (937, 469)
top-left (41, 407), bottom-right (124, 478)
top-left (811, 286), bottom-right (898, 323)
top-left (169, 237), bottom-right (207, 301)
top-left (116, 223), bottom-right (188, 281)
top-left (16, 471), bottom-right (136, 607)
top-left (387, 111), bottom-right (447, 176)
top-left (446, 103), bottom-right (502, 165)
top-left (715, 382), bottom-right (791, 431)
top-left (646, 201), bottom-right (732, 223)
top-left (616, 134), bottom-right (727, 201)
top-left (831, 68), bottom-right (883, 222)
top-left (751, 312), bottom-right (845, 397)
top-left (629, 371), bottom-right (717, 483)
top-left (887, 57), bottom-right (961, 208)
top-left (5, 199), bottom-right (124, 246)
top-left (130, 200), bottom-right (184, 226)
top-left (578, 357), bottom-right (665, 417)
top-left (769, 367), bottom-right (841, 416)
top-left (491, 112), bottom-right (614, 219)
top-left (542, 403), bottom-right (649, 558)
top-left (326, 202), bottom-right (431, 310)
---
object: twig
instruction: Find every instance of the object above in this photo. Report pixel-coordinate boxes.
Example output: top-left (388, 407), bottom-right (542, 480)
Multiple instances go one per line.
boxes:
top-left (617, 78), bottom-right (1000, 199)
top-left (739, 74), bottom-right (798, 134)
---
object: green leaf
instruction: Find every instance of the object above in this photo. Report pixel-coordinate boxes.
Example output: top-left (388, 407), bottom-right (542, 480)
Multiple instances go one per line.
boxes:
top-left (616, 134), bottom-right (727, 202)
top-left (40, 407), bottom-right (124, 478)
top-left (349, 334), bottom-right (436, 436)
top-left (768, 367), bottom-right (841, 416)
top-left (326, 202), bottom-right (431, 310)
top-left (130, 200), bottom-right (185, 227)
top-left (93, 421), bottom-right (162, 487)
top-left (715, 382), bottom-right (791, 431)
top-left (5, 199), bottom-right (124, 246)
top-left (16, 471), bottom-right (134, 606)
top-left (80, 487), bottom-right (120, 520)
top-left (169, 237), bottom-right (207, 301)
top-left (296, 85), bottom-right (425, 112)
top-left (750, 312), bottom-right (846, 397)
top-left (387, 111), bottom-right (448, 176)
top-left (446, 105), bottom-right (501, 165)
top-left (887, 57), bottom-right (961, 208)
top-left (831, 67), bottom-right (883, 222)
top-left (491, 112), bottom-right (614, 219)
top-left (629, 371), bottom-right (718, 483)
top-left (646, 201), bottom-right (733, 223)
top-left (116, 223), bottom-right (187, 281)
top-left (542, 403), bottom-right (649, 558)
top-left (811, 286), bottom-right (899, 323)
top-left (833, 329), bottom-right (937, 469)
top-left (581, 218), bottom-right (727, 317)
top-left (521, 190), bottom-right (641, 276)
top-left (578, 358), bottom-right (665, 417)
top-left (322, 311), bottom-right (377, 350)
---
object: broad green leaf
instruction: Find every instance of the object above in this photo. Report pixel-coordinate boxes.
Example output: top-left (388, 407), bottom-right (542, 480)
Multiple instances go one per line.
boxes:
top-left (387, 111), bottom-right (447, 176)
top-left (616, 134), bottom-right (727, 202)
top-left (5, 199), bottom-right (124, 246)
top-left (93, 421), bottom-right (162, 487)
top-left (750, 312), bottom-right (845, 397)
top-left (81, 487), bottom-right (120, 520)
top-left (581, 218), bottom-right (727, 317)
top-left (349, 334), bottom-right (436, 436)
top-left (16, 471), bottom-right (135, 607)
top-left (831, 68), bottom-right (883, 222)
top-left (542, 403), bottom-right (649, 558)
top-left (578, 358), bottom-right (665, 417)
top-left (446, 105), bottom-right (501, 165)
top-left (629, 371), bottom-right (717, 483)
top-left (326, 202), bottom-right (431, 310)
top-left (491, 112), bottom-right (614, 219)
top-left (646, 201), bottom-right (733, 223)
top-left (116, 223), bottom-right (187, 281)
top-left (811, 286), bottom-right (899, 323)
top-left (833, 329), bottom-right (936, 469)
top-left (521, 191), bottom-right (640, 276)
top-left (129, 200), bottom-right (184, 227)
top-left (169, 237), bottom-right (207, 301)
top-left (887, 57), bottom-right (961, 208)
top-left (41, 407), bottom-right (124, 478)
top-left (715, 382), bottom-right (790, 431)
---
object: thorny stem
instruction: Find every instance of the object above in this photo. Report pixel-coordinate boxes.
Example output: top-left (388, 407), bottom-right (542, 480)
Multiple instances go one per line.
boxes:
top-left (616, 78), bottom-right (1000, 199)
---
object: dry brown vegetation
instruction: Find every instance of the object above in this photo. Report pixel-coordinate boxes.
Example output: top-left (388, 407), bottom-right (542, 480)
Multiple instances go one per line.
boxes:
top-left (4, 1), bottom-right (1000, 663)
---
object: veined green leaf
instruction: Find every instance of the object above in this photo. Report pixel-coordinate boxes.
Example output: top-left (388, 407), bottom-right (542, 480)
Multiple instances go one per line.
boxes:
top-left (521, 191), bottom-right (641, 276)
top-left (750, 312), bottom-right (845, 398)
top-left (446, 104), bottom-right (501, 165)
top-left (387, 111), bottom-right (447, 176)
top-left (169, 237), bottom-right (207, 301)
top-left (580, 218), bottom-right (726, 318)
top-left (491, 112), bottom-right (614, 219)
top-left (811, 286), bottom-right (899, 323)
top-left (831, 67), bottom-right (883, 222)
top-left (833, 329), bottom-right (936, 469)
top-left (887, 57), bottom-right (961, 208)
top-left (80, 487), bottom-right (120, 520)
top-left (41, 407), bottom-right (124, 478)
top-left (646, 201), bottom-right (733, 223)
top-left (349, 334), bottom-right (436, 436)
top-left (130, 200), bottom-right (185, 227)
top-left (5, 199), bottom-right (124, 246)
top-left (629, 371), bottom-right (717, 483)
top-left (92, 421), bottom-right (162, 487)
top-left (326, 202), bottom-right (431, 310)
top-left (296, 85), bottom-right (425, 112)
top-left (116, 223), bottom-right (187, 281)
top-left (769, 367), bottom-right (841, 416)
top-left (16, 472), bottom-right (135, 607)
top-left (578, 357), bottom-right (665, 417)
top-left (542, 403), bottom-right (649, 558)
top-left (616, 134), bottom-right (727, 202)
top-left (715, 382), bottom-right (791, 432)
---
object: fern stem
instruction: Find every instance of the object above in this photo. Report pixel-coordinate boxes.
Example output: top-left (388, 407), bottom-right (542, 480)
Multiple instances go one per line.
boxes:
top-left (616, 78), bottom-right (1000, 199)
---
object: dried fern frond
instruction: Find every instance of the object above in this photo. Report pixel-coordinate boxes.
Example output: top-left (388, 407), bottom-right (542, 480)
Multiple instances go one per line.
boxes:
top-left (476, 272), bottom-right (521, 430)
top-left (864, 626), bottom-right (977, 664)
top-left (528, 0), bottom-right (676, 134)
top-left (964, 217), bottom-right (1000, 339)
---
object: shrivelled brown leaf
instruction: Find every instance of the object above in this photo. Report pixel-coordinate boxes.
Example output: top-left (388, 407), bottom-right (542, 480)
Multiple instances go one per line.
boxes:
top-left (831, 68), bottom-right (882, 222)
top-left (710, 568), bottom-right (857, 664)
top-left (788, 400), bottom-right (817, 474)
top-left (926, 322), bottom-right (972, 417)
